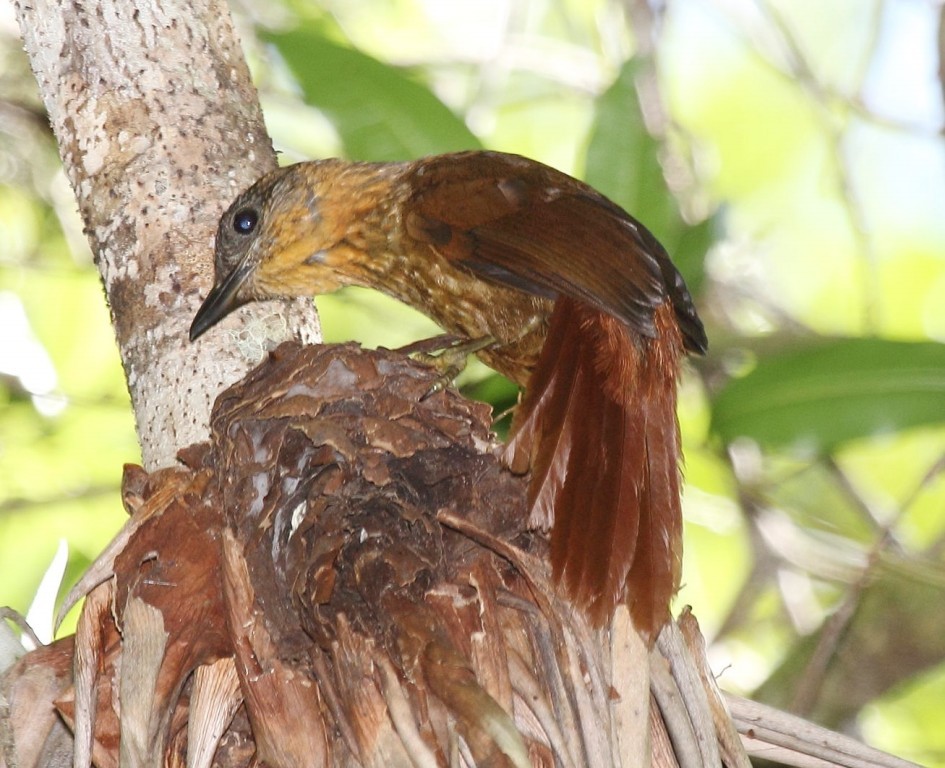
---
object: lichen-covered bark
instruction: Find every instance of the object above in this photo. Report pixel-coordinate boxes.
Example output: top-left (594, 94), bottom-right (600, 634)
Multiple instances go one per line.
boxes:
top-left (13, 0), bottom-right (319, 470)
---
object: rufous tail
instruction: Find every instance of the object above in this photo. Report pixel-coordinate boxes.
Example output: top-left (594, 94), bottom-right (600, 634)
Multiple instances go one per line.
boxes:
top-left (504, 298), bottom-right (685, 640)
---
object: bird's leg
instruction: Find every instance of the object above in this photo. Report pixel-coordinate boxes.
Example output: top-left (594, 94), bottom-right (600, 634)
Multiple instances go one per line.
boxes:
top-left (393, 333), bottom-right (466, 357)
top-left (394, 335), bottom-right (499, 397)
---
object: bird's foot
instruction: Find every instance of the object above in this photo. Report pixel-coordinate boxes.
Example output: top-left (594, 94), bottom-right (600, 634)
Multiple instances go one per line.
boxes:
top-left (394, 334), bottom-right (498, 398)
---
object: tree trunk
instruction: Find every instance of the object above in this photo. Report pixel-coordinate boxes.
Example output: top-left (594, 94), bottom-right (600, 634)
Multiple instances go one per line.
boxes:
top-left (13, 0), bottom-right (319, 471)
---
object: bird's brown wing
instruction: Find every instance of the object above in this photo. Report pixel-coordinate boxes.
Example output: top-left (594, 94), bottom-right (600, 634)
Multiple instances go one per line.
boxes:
top-left (403, 150), bottom-right (706, 353)
top-left (404, 151), bottom-right (693, 636)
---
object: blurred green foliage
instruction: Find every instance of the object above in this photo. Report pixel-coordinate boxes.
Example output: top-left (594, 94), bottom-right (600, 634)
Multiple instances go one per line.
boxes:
top-left (1, 0), bottom-right (944, 763)
top-left (712, 338), bottom-right (945, 449)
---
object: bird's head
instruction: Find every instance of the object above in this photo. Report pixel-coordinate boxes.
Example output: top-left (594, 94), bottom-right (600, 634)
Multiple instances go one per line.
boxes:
top-left (189, 160), bottom-right (387, 341)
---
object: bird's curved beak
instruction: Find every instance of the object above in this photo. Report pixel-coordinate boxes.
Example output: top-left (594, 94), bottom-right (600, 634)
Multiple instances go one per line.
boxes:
top-left (189, 261), bottom-right (254, 341)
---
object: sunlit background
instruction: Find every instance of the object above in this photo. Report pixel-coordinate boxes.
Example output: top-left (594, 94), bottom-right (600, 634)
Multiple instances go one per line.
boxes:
top-left (1, 0), bottom-right (944, 762)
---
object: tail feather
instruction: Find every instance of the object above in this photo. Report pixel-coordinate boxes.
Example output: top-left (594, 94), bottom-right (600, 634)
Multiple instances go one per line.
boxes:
top-left (504, 298), bottom-right (684, 639)
top-left (624, 371), bottom-right (683, 637)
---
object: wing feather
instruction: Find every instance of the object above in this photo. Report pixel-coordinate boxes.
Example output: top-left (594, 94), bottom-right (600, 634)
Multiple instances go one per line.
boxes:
top-left (404, 151), bottom-right (706, 352)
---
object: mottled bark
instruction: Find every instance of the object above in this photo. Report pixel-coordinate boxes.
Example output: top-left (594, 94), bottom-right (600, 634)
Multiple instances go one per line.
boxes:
top-left (13, 0), bottom-right (319, 470)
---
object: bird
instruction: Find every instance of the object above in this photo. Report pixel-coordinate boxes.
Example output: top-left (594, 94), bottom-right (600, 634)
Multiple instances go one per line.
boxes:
top-left (190, 150), bottom-right (707, 640)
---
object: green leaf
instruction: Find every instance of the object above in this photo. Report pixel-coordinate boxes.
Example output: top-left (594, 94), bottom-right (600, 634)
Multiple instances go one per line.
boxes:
top-left (265, 29), bottom-right (481, 161)
top-left (585, 60), bottom-right (664, 227)
top-left (711, 338), bottom-right (945, 450)
top-left (584, 58), bottom-right (710, 295)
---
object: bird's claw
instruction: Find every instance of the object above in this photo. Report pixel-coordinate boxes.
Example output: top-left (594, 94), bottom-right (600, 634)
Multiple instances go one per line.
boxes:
top-left (395, 335), bottom-right (498, 399)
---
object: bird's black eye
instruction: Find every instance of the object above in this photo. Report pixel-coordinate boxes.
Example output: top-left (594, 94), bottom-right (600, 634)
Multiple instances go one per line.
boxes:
top-left (232, 208), bottom-right (259, 235)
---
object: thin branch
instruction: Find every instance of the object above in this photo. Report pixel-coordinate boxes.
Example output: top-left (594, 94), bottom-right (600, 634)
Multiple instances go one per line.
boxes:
top-left (823, 457), bottom-right (896, 540)
top-left (0, 608), bottom-right (43, 649)
top-left (789, 520), bottom-right (897, 715)
top-left (726, 693), bottom-right (923, 768)
top-left (753, 0), bottom-right (884, 331)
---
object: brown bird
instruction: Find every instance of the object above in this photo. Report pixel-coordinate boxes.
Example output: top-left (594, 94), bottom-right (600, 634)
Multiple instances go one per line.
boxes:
top-left (190, 151), bottom-right (707, 639)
